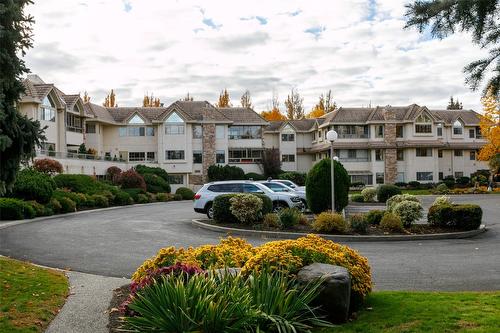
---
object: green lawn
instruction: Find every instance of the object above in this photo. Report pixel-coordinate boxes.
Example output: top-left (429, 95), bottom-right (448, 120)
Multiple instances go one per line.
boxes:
top-left (0, 257), bottom-right (69, 333)
top-left (323, 291), bottom-right (500, 333)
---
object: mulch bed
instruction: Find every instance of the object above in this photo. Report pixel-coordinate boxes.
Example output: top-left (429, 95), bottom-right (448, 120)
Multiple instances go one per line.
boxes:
top-left (108, 284), bottom-right (130, 333)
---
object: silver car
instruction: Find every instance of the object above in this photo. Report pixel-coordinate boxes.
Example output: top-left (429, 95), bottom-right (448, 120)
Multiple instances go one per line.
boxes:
top-left (271, 179), bottom-right (306, 192)
top-left (193, 180), bottom-right (304, 219)
top-left (257, 180), bottom-right (308, 209)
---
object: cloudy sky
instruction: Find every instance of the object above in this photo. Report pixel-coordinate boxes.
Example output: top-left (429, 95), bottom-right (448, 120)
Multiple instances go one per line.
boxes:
top-left (25, 0), bottom-right (488, 112)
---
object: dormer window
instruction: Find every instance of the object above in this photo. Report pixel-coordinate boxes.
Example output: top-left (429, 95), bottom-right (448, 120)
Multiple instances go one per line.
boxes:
top-left (453, 120), bottom-right (463, 135)
top-left (415, 113), bottom-right (432, 134)
top-left (165, 112), bottom-right (185, 135)
top-left (129, 114), bottom-right (145, 124)
top-left (40, 95), bottom-right (56, 122)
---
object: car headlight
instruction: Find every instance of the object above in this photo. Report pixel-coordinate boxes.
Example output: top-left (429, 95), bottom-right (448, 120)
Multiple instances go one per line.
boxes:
top-left (291, 196), bottom-right (301, 202)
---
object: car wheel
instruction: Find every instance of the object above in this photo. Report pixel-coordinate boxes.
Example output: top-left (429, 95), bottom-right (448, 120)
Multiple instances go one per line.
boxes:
top-left (272, 202), bottom-right (286, 213)
top-left (206, 203), bottom-right (214, 219)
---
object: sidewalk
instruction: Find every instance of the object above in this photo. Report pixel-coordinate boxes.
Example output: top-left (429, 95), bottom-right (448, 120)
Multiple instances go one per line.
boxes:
top-left (46, 271), bottom-right (129, 333)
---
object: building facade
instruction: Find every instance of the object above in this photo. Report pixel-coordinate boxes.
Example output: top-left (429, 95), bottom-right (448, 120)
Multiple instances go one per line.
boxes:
top-left (18, 75), bottom-right (488, 190)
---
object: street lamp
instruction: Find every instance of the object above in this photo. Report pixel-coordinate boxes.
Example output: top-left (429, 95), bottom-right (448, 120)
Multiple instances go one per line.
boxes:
top-left (326, 129), bottom-right (338, 212)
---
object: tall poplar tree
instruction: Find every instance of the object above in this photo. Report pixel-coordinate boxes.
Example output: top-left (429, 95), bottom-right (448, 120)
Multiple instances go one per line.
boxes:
top-left (240, 90), bottom-right (252, 108)
top-left (284, 88), bottom-right (304, 120)
top-left (216, 89), bottom-right (231, 107)
top-left (0, 0), bottom-right (44, 195)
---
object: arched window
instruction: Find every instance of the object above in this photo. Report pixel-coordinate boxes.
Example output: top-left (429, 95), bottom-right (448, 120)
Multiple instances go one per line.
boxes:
top-left (453, 120), bottom-right (463, 135)
top-left (165, 112), bottom-right (185, 135)
top-left (40, 94), bottom-right (56, 122)
top-left (415, 113), bottom-right (432, 134)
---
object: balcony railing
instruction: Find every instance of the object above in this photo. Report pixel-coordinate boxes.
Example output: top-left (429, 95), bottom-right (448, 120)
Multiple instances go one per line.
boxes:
top-left (337, 134), bottom-right (369, 139)
top-left (66, 126), bottom-right (84, 133)
top-left (338, 157), bottom-right (371, 162)
top-left (37, 149), bottom-right (127, 162)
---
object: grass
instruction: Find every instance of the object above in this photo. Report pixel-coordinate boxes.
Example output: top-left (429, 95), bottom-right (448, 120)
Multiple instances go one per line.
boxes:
top-left (323, 291), bottom-right (500, 333)
top-left (0, 257), bottom-right (68, 333)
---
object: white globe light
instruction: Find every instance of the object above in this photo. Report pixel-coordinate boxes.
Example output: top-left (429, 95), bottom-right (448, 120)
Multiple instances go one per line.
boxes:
top-left (333, 156), bottom-right (339, 161)
top-left (326, 130), bottom-right (338, 142)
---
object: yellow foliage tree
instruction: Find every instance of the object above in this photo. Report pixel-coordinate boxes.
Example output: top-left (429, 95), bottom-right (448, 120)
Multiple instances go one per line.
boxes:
top-left (216, 89), bottom-right (231, 107)
top-left (306, 106), bottom-right (325, 118)
top-left (261, 107), bottom-right (286, 121)
top-left (82, 91), bottom-right (90, 103)
top-left (306, 90), bottom-right (336, 118)
top-left (143, 93), bottom-right (161, 107)
top-left (103, 89), bottom-right (117, 107)
top-left (478, 88), bottom-right (500, 162)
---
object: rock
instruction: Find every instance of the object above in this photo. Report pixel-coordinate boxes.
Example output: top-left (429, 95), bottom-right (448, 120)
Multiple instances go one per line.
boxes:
top-left (297, 263), bottom-right (351, 323)
top-left (212, 267), bottom-right (242, 278)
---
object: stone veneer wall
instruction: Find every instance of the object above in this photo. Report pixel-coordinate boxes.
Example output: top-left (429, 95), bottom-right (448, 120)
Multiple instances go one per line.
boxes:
top-left (383, 108), bottom-right (397, 184)
top-left (201, 123), bottom-right (216, 183)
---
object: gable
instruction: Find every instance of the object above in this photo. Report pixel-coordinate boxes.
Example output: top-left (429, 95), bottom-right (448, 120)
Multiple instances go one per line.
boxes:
top-left (128, 114), bottom-right (145, 124)
top-left (165, 111), bottom-right (184, 123)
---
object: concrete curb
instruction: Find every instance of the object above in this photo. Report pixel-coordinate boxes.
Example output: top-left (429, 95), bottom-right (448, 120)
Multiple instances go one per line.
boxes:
top-left (0, 201), bottom-right (189, 230)
top-left (191, 219), bottom-right (487, 242)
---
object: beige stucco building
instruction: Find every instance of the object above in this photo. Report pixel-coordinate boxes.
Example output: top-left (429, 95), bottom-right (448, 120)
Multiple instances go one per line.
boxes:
top-left (18, 75), bottom-right (489, 190)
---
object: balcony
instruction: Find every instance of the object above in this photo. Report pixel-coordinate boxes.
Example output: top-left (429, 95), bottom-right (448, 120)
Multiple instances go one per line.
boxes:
top-left (338, 157), bottom-right (371, 162)
top-left (66, 126), bottom-right (83, 133)
top-left (37, 149), bottom-right (127, 162)
top-left (337, 133), bottom-right (369, 139)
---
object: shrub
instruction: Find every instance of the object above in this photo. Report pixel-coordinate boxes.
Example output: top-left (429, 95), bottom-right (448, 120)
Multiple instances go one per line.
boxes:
top-left (394, 182), bottom-right (407, 188)
top-left (380, 212), bottom-right (404, 232)
top-left (244, 172), bottom-right (266, 181)
top-left (443, 176), bottom-right (455, 188)
top-left (279, 172), bottom-right (307, 186)
top-left (386, 194), bottom-right (421, 212)
top-left (59, 197), bottom-right (76, 213)
top-left (208, 165), bottom-right (245, 181)
top-left (350, 214), bottom-right (369, 234)
top-left (91, 194), bottom-right (109, 208)
top-left (278, 207), bottom-right (301, 229)
top-left (156, 193), bottom-right (172, 202)
top-left (117, 169), bottom-right (146, 191)
top-left (175, 187), bottom-right (195, 200)
top-left (47, 198), bottom-right (62, 213)
top-left (350, 194), bottom-right (364, 202)
top-left (0, 198), bottom-right (35, 220)
top-left (298, 213), bottom-right (309, 226)
top-left (428, 204), bottom-right (482, 230)
top-left (432, 195), bottom-right (453, 206)
top-left (11, 169), bottom-right (56, 203)
top-left (434, 183), bottom-right (449, 194)
top-left (361, 188), bottom-right (377, 202)
top-left (33, 158), bottom-right (63, 175)
top-left (27, 200), bottom-right (45, 217)
top-left (136, 193), bottom-right (150, 204)
top-left (376, 184), bottom-right (402, 203)
top-left (253, 194), bottom-right (272, 215)
top-left (122, 188), bottom-right (145, 202)
top-left (306, 158), bottom-right (349, 213)
top-left (143, 173), bottom-right (171, 194)
top-left (229, 194), bottom-right (263, 224)
top-left (54, 174), bottom-right (117, 195)
top-left (262, 213), bottom-right (282, 229)
top-left (456, 176), bottom-right (471, 187)
top-left (113, 190), bottom-right (133, 205)
top-left (311, 211), bottom-right (347, 233)
top-left (365, 210), bottom-right (385, 225)
top-left (407, 181), bottom-right (421, 189)
top-left (213, 194), bottom-right (238, 223)
top-left (135, 164), bottom-right (170, 183)
top-left (392, 200), bottom-right (423, 227)
top-left (173, 194), bottom-right (183, 201)
top-left (105, 166), bottom-right (122, 183)
top-left (81, 194), bottom-right (95, 208)
top-left (350, 181), bottom-right (365, 188)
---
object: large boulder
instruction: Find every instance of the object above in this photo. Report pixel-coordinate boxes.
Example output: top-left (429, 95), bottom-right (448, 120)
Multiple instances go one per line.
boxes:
top-left (297, 263), bottom-right (351, 323)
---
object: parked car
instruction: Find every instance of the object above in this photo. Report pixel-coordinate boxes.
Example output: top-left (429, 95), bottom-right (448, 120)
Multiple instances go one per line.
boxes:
top-left (257, 180), bottom-right (307, 209)
top-left (271, 179), bottom-right (305, 192)
top-left (193, 180), bottom-right (304, 219)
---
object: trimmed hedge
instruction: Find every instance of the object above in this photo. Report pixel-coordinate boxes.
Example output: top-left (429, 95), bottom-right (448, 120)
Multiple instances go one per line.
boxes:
top-left (207, 165), bottom-right (245, 181)
top-left (53, 174), bottom-right (119, 195)
top-left (0, 198), bottom-right (36, 220)
top-left (244, 172), bottom-right (266, 181)
top-left (135, 165), bottom-right (170, 182)
top-left (376, 184), bottom-right (402, 203)
top-left (11, 169), bottom-right (56, 203)
top-left (427, 204), bottom-right (482, 230)
top-left (306, 158), bottom-right (350, 213)
top-left (350, 194), bottom-right (364, 202)
top-left (279, 172), bottom-right (307, 186)
top-left (175, 187), bottom-right (195, 200)
top-left (143, 173), bottom-right (171, 194)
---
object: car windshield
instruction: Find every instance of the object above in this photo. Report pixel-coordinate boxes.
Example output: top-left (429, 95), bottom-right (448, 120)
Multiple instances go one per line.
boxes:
top-left (262, 183), bottom-right (290, 192)
top-left (277, 180), bottom-right (295, 187)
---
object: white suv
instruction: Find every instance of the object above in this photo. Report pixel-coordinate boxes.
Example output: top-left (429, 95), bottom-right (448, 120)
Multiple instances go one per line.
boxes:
top-left (193, 180), bottom-right (304, 219)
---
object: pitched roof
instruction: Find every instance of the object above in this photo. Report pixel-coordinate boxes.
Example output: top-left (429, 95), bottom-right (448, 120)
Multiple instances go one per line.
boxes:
top-left (84, 103), bottom-right (116, 123)
top-left (217, 107), bottom-right (268, 125)
top-left (432, 109), bottom-right (481, 125)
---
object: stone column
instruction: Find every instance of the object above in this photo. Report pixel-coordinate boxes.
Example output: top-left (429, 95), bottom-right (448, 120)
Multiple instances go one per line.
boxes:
top-left (202, 123), bottom-right (216, 183)
top-left (383, 107), bottom-right (397, 184)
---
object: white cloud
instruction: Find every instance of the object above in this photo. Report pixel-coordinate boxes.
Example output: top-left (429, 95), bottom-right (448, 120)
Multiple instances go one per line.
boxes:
top-left (24, 0), bottom-right (488, 112)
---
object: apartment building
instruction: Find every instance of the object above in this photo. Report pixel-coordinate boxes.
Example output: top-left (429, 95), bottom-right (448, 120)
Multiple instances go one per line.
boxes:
top-left (18, 75), bottom-right (488, 189)
top-left (263, 105), bottom-right (489, 185)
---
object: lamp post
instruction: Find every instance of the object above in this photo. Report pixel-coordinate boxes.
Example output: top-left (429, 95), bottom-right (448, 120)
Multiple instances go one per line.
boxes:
top-left (326, 130), bottom-right (338, 212)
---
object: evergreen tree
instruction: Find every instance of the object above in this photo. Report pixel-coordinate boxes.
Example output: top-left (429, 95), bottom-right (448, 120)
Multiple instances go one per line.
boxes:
top-left (240, 90), bottom-right (252, 108)
top-left (0, 0), bottom-right (44, 195)
top-left (405, 1), bottom-right (500, 97)
top-left (284, 88), bottom-right (304, 120)
top-left (216, 89), bottom-right (231, 107)
top-left (183, 93), bottom-right (193, 101)
top-left (447, 96), bottom-right (463, 110)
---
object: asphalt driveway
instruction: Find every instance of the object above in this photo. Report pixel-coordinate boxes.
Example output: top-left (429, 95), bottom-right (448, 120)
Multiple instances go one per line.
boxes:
top-left (0, 194), bottom-right (499, 291)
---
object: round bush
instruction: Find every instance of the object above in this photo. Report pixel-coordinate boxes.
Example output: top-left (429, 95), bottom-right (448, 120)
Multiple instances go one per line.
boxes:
top-left (262, 213), bottom-right (281, 229)
top-left (279, 171), bottom-right (307, 186)
top-left (91, 194), bottom-right (109, 208)
top-left (380, 212), bottom-right (403, 232)
top-left (33, 158), bottom-right (63, 175)
top-left (59, 197), bottom-right (76, 213)
top-left (392, 200), bottom-right (423, 227)
top-left (27, 200), bottom-right (47, 217)
top-left (311, 211), bottom-right (347, 233)
top-left (253, 194), bottom-right (272, 215)
top-left (376, 184), bottom-right (402, 203)
top-left (432, 195), bottom-right (453, 207)
top-left (365, 210), bottom-right (385, 225)
top-left (47, 198), bottom-right (62, 213)
top-left (117, 170), bottom-right (146, 191)
top-left (175, 187), bottom-right (195, 200)
top-left (278, 207), bottom-right (301, 228)
top-left (229, 194), bottom-right (263, 224)
top-left (11, 169), bottom-right (56, 204)
top-left (350, 194), bottom-right (364, 203)
top-left (434, 183), bottom-right (449, 194)
top-left (213, 194), bottom-right (238, 223)
top-left (135, 165), bottom-right (170, 183)
top-left (106, 166), bottom-right (122, 183)
top-left (113, 191), bottom-right (133, 205)
top-left (143, 173), bottom-right (171, 194)
top-left (173, 194), bottom-right (183, 201)
top-left (443, 176), bottom-right (455, 188)
top-left (306, 159), bottom-right (349, 213)
top-left (361, 188), bottom-right (377, 202)
top-left (136, 194), bottom-right (150, 204)
top-left (386, 194), bottom-right (420, 212)
top-left (156, 193), bottom-right (172, 202)
top-left (350, 214), bottom-right (369, 234)
top-left (208, 165), bottom-right (245, 181)
top-left (0, 198), bottom-right (35, 220)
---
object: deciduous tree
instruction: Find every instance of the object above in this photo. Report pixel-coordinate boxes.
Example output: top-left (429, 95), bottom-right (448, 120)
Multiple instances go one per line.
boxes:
top-left (143, 93), bottom-right (161, 107)
top-left (183, 93), bottom-right (193, 101)
top-left (405, 1), bottom-right (500, 97)
top-left (478, 88), bottom-right (500, 165)
top-left (240, 90), bottom-right (252, 108)
top-left (83, 91), bottom-right (90, 103)
top-left (103, 89), bottom-right (117, 107)
top-left (306, 90), bottom-right (337, 118)
top-left (0, 0), bottom-right (44, 195)
top-left (260, 108), bottom-right (287, 121)
top-left (260, 148), bottom-right (282, 178)
top-left (284, 88), bottom-right (304, 120)
top-left (216, 89), bottom-right (231, 107)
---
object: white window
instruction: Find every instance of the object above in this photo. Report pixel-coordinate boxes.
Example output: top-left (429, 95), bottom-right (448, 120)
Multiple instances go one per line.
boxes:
top-left (375, 149), bottom-right (384, 161)
top-left (281, 133), bottom-right (295, 141)
top-left (40, 95), bottom-right (56, 122)
top-left (375, 125), bottom-right (384, 138)
top-left (216, 150), bottom-right (225, 163)
top-left (129, 152), bottom-right (145, 161)
top-left (216, 125), bottom-right (225, 139)
top-left (415, 113), bottom-right (432, 134)
top-left (416, 148), bottom-right (432, 157)
top-left (397, 172), bottom-right (405, 183)
top-left (192, 125), bottom-right (203, 139)
top-left (165, 112), bottom-right (185, 135)
top-left (437, 123), bottom-right (443, 136)
top-left (85, 123), bottom-right (96, 133)
top-left (416, 172), bottom-right (433, 181)
top-left (168, 174), bottom-right (184, 184)
top-left (453, 120), bottom-right (463, 135)
top-left (281, 154), bottom-right (295, 162)
top-left (166, 150), bottom-right (185, 160)
top-left (128, 114), bottom-right (145, 124)
top-left (193, 150), bottom-right (202, 163)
